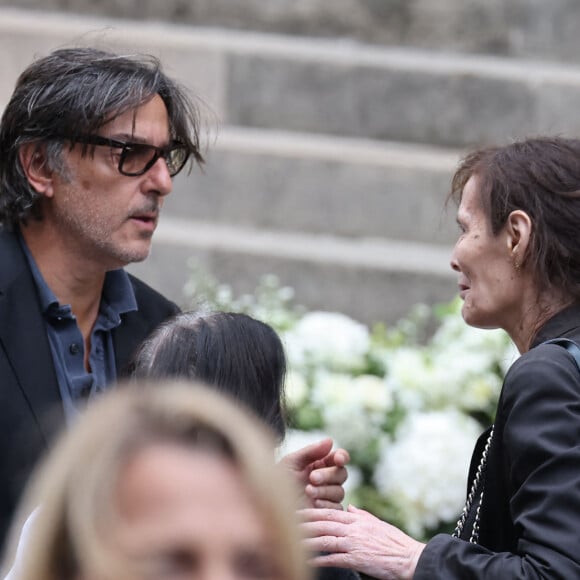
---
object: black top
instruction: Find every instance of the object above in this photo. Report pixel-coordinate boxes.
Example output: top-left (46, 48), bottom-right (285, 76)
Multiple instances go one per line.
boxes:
top-left (416, 303), bottom-right (580, 578)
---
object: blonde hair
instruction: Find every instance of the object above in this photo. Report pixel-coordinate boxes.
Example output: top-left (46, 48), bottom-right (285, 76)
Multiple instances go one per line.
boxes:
top-left (2, 381), bottom-right (309, 580)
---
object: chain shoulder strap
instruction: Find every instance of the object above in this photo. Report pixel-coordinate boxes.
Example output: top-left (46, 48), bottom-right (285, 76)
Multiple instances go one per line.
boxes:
top-left (452, 425), bottom-right (494, 543)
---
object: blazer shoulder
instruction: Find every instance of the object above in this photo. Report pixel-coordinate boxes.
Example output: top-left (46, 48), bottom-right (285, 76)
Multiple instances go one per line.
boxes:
top-left (127, 273), bottom-right (181, 318)
top-left (113, 275), bottom-right (181, 376)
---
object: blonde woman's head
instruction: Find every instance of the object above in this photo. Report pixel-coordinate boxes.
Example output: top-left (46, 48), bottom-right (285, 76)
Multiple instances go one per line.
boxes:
top-left (3, 381), bottom-right (309, 580)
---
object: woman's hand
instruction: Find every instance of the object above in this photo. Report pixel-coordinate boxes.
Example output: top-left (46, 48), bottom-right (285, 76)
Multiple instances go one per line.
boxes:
top-left (279, 438), bottom-right (350, 510)
top-left (300, 504), bottom-right (425, 580)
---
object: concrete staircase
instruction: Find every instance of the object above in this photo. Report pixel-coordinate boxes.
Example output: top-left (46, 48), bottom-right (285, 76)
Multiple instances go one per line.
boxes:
top-left (3, 0), bottom-right (580, 62)
top-left (2, 5), bottom-right (580, 324)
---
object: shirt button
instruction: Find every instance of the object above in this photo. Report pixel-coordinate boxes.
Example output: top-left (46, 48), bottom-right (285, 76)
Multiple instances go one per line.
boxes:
top-left (69, 343), bottom-right (80, 355)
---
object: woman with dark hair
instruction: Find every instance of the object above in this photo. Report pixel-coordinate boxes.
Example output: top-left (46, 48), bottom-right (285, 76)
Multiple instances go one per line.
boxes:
top-left (131, 311), bottom-right (359, 580)
top-left (301, 136), bottom-right (580, 578)
top-left (132, 311), bottom-right (287, 440)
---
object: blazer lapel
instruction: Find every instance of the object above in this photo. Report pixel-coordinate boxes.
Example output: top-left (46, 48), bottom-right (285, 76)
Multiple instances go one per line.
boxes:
top-left (112, 310), bottom-right (149, 377)
top-left (0, 230), bottom-right (64, 440)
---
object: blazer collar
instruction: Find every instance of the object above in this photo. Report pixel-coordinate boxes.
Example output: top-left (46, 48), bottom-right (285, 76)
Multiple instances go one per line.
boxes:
top-left (112, 305), bottom-right (148, 377)
top-left (531, 302), bottom-right (580, 347)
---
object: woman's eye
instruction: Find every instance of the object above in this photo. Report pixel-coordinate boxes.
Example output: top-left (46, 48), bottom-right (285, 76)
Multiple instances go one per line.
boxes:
top-left (142, 550), bottom-right (196, 579)
top-left (234, 551), bottom-right (278, 580)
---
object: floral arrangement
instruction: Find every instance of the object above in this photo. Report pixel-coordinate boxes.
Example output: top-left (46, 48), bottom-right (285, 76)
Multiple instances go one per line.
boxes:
top-left (184, 262), bottom-right (518, 540)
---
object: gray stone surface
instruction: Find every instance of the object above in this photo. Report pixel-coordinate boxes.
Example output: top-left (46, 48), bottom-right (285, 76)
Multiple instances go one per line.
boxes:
top-left (225, 55), bottom-right (543, 147)
top-left (4, 10), bottom-right (580, 148)
top-left (2, 0), bottom-right (580, 62)
top-left (169, 129), bottom-right (459, 244)
top-left (127, 236), bottom-right (457, 326)
top-left (0, 11), bottom-right (226, 117)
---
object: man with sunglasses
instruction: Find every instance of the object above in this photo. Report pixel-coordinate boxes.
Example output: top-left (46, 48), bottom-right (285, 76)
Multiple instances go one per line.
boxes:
top-left (0, 47), bottom-right (203, 547)
top-left (0, 47), bottom-right (351, 552)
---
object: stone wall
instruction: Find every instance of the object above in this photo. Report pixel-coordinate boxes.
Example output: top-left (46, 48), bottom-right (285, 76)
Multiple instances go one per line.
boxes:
top-left (1, 0), bottom-right (580, 61)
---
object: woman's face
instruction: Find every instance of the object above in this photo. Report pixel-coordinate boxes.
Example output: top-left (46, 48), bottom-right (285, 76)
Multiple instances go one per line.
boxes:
top-left (111, 443), bottom-right (282, 580)
top-left (450, 175), bottom-right (523, 331)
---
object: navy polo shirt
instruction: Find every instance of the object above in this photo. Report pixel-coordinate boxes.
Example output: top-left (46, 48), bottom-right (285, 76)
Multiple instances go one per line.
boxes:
top-left (20, 237), bottom-right (137, 424)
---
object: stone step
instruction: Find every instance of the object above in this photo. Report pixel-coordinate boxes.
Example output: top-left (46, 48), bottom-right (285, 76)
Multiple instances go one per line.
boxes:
top-left (1, 0), bottom-right (579, 63)
top-left (3, 9), bottom-right (580, 147)
top-left (171, 126), bottom-right (461, 245)
top-left (127, 217), bottom-right (457, 326)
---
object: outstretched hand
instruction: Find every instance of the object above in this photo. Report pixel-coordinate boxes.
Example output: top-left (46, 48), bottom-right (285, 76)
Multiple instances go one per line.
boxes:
top-left (299, 504), bottom-right (425, 580)
top-left (279, 438), bottom-right (350, 510)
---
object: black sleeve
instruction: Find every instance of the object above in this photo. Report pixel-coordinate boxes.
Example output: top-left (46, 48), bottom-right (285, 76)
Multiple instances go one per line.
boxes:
top-left (317, 566), bottom-right (361, 580)
top-left (415, 344), bottom-right (580, 578)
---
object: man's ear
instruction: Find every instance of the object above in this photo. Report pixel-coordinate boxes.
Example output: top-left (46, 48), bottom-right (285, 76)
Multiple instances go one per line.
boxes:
top-left (18, 143), bottom-right (55, 198)
top-left (506, 209), bottom-right (532, 262)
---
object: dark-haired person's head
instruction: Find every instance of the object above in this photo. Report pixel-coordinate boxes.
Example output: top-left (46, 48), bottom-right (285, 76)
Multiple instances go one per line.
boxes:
top-left (132, 311), bottom-right (287, 441)
top-left (447, 135), bottom-right (580, 353)
top-left (449, 136), bottom-right (580, 303)
top-left (0, 46), bottom-right (204, 229)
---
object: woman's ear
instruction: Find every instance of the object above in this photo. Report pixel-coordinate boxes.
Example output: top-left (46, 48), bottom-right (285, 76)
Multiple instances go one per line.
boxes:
top-left (506, 209), bottom-right (532, 263)
top-left (18, 143), bottom-right (55, 198)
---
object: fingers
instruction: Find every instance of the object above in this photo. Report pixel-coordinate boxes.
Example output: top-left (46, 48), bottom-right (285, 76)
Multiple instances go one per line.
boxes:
top-left (310, 499), bottom-right (344, 510)
top-left (329, 448), bottom-right (350, 468)
top-left (314, 448), bottom-right (350, 471)
top-left (299, 507), bottom-right (354, 524)
top-left (301, 518), bottom-right (349, 538)
top-left (303, 535), bottom-right (348, 555)
top-left (305, 482), bottom-right (345, 505)
top-left (308, 552), bottom-right (352, 569)
top-left (309, 465), bottom-right (348, 487)
top-left (280, 438), bottom-right (334, 471)
top-left (301, 515), bottom-right (352, 558)
top-left (347, 504), bottom-right (366, 514)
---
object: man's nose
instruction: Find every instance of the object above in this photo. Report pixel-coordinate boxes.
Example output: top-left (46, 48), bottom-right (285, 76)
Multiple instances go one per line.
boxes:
top-left (147, 156), bottom-right (173, 196)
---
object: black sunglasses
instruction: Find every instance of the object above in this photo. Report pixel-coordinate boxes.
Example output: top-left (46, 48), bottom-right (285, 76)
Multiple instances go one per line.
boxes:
top-left (69, 134), bottom-right (190, 177)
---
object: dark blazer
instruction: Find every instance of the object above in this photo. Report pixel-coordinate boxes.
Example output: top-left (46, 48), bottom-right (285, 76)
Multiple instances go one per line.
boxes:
top-left (416, 303), bottom-right (580, 578)
top-left (0, 228), bottom-right (179, 547)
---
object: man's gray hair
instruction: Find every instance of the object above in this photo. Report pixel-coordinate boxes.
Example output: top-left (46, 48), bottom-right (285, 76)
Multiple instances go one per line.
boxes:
top-left (0, 47), bottom-right (205, 228)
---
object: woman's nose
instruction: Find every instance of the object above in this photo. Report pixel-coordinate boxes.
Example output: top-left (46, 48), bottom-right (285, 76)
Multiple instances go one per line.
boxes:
top-left (449, 249), bottom-right (460, 272)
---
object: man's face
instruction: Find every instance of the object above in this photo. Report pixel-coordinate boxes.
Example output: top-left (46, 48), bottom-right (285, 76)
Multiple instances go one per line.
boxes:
top-left (45, 94), bottom-right (173, 270)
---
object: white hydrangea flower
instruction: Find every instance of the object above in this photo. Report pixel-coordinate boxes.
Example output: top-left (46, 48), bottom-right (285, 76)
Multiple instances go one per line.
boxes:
top-left (432, 316), bottom-right (514, 371)
top-left (353, 374), bottom-right (394, 414)
top-left (384, 347), bottom-right (441, 411)
top-left (374, 409), bottom-right (481, 537)
top-left (310, 371), bottom-right (357, 408)
top-left (459, 372), bottom-right (503, 411)
top-left (385, 333), bottom-right (509, 415)
top-left (310, 372), bottom-right (391, 451)
top-left (283, 311), bottom-right (370, 371)
top-left (284, 370), bottom-right (309, 409)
